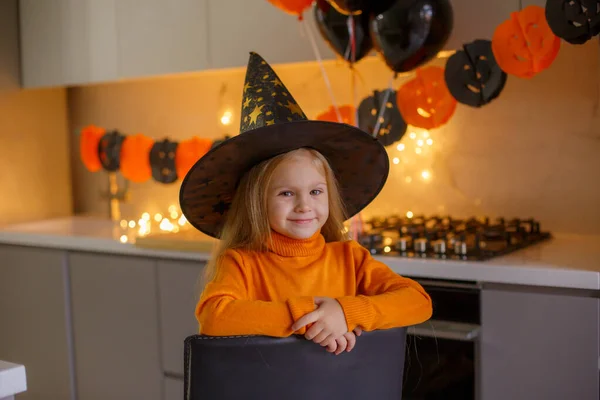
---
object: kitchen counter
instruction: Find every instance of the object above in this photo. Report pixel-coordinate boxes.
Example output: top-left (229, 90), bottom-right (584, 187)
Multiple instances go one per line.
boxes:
top-left (0, 216), bottom-right (599, 290)
top-left (0, 361), bottom-right (26, 399)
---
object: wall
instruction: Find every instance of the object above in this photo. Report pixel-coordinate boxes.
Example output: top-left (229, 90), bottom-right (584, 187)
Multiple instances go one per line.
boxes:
top-left (68, 39), bottom-right (600, 235)
top-left (0, 0), bottom-right (72, 226)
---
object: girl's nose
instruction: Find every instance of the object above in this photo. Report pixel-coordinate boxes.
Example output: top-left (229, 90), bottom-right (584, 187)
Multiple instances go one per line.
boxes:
top-left (294, 196), bottom-right (311, 213)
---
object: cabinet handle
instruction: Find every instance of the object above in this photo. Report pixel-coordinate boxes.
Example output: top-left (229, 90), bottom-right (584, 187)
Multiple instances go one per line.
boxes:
top-left (408, 319), bottom-right (480, 342)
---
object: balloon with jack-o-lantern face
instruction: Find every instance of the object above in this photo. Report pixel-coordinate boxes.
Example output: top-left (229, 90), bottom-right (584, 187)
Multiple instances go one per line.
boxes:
top-left (150, 139), bottom-right (179, 184)
top-left (396, 66), bottom-right (457, 130)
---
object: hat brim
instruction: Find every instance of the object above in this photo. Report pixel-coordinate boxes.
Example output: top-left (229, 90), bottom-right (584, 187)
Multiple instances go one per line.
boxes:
top-left (179, 120), bottom-right (389, 238)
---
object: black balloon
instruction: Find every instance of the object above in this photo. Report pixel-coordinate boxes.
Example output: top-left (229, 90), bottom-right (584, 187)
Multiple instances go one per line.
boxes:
top-left (358, 89), bottom-right (407, 146)
top-left (370, 0), bottom-right (454, 73)
top-left (150, 139), bottom-right (178, 184)
top-left (98, 130), bottom-right (125, 172)
top-left (314, 0), bottom-right (373, 63)
top-left (545, 0), bottom-right (600, 45)
top-left (444, 39), bottom-right (507, 108)
top-left (327, 0), bottom-right (397, 15)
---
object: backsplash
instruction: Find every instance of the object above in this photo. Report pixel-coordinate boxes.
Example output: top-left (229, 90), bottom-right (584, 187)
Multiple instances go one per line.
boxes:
top-left (68, 40), bottom-right (600, 235)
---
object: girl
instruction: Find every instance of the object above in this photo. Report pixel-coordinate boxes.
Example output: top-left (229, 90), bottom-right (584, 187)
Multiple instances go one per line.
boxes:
top-left (179, 52), bottom-right (432, 356)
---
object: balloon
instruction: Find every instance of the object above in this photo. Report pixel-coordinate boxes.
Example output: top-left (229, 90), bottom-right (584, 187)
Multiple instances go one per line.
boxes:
top-left (327, 0), bottom-right (397, 15)
top-left (370, 0), bottom-right (454, 73)
top-left (314, 0), bottom-right (373, 63)
top-left (316, 105), bottom-right (356, 125)
top-left (267, 0), bottom-right (313, 17)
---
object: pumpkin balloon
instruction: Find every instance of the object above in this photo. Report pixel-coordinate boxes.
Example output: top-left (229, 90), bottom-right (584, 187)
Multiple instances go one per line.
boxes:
top-left (396, 66), bottom-right (457, 130)
top-left (358, 89), bottom-right (407, 146)
top-left (175, 136), bottom-right (213, 179)
top-left (119, 134), bottom-right (154, 183)
top-left (316, 105), bottom-right (356, 125)
top-left (267, 0), bottom-right (313, 18)
top-left (98, 130), bottom-right (125, 172)
top-left (80, 125), bottom-right (105, 172)
top-left (491, 5), bottom-right (561, 79)
top-left (150, 139), bottom-right (179, 184)
top-left (545, 0), bottom-right (600, 45)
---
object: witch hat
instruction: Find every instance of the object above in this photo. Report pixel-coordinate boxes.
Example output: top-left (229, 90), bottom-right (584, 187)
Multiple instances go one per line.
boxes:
top-left (179, 52), bottom-right (389, 238)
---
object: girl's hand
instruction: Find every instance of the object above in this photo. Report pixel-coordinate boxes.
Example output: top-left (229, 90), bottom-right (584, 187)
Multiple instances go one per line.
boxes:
top-left (291, 297), bottom-right (349, 350)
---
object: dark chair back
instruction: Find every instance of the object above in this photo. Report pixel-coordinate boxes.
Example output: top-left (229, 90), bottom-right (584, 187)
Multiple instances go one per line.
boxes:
top-left (184, 328), bottom-right (406, 400)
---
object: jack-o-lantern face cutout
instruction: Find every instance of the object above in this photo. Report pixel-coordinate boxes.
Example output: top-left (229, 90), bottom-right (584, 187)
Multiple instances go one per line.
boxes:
top-left (175, 137), bottom-right (213, 179)
top-left (316, 105), bottom-right (356, 125)
top-left (80, 125), bottom-right (105, 172)
top-left (98, 130), bottom-right (125, 172)
top-left (545, 0), bottom-right (600, 44)
top-left (120, 134), bottom-right (154, 183)
top-left (396, 66), bottom-right (457, 130)
top-left (444, 39), bottom-right (508, 108)
top-left (358, 90), bottom-right (407, 146)
top-left (492, 5), bottom-right (561, 79)
top-left (150, 139), bottom-right (179, 184)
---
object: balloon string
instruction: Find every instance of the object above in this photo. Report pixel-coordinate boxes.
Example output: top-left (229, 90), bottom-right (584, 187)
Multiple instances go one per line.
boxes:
top-left (372, 74), bottom-right (395, 138)
top-left (300, 19), bottom-right (343, 123)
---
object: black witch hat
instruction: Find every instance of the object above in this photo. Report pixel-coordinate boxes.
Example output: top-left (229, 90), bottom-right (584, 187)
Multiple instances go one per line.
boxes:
top-left (179, 52), bottom-right (389, 238)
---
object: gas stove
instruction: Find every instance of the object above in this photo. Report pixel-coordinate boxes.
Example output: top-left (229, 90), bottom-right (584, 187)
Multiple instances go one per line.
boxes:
top-left (357, 215), bottom-right (551, 261)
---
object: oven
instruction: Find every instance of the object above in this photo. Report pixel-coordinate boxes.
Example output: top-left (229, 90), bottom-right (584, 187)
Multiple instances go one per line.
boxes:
top-left (402, 278), bottom-right (481, 400)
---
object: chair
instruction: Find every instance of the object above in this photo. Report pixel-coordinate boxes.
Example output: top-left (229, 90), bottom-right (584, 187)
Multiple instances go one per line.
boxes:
top-left (183, 327), bottom-right (407, 400)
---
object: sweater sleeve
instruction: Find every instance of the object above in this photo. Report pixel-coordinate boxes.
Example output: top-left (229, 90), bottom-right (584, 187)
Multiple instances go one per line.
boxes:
top-left (336, 241), bottom-right (433, 332)
top-left (195, 249), bottom-right (315, 337)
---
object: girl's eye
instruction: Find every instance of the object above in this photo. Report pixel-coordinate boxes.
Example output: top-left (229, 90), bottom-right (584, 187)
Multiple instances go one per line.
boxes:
top-left (310, 189), bottom-right (323, 196)
top-left (279, 191), bottom-right (293, 197)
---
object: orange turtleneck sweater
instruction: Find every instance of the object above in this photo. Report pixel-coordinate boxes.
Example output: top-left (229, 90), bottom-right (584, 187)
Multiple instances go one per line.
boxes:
top-left (196, 230), bottom-right (432, 337)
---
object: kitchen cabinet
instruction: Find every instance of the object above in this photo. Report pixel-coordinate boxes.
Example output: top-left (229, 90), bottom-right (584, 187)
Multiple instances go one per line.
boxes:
top-left (164, 377), bottom-right (184, 400)
top-left (481, 287), bottom-right (599, 400)
top-left (206, 0), bottom-right (337, 69)
top-left (157, 260), bottom-right (205, 378)
top-left (0, 0), bottom-right (20, 91)
top-left (19, 0), bottom-right (119, 88)
top-left (68, 252), bottom-right (162, 400)
top-left (0, 245), bottom-right (73, 400)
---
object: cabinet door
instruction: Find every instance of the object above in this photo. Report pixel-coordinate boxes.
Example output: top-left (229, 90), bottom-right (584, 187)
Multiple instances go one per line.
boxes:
top-left (115, 0), bottom-right (210, 79)
top-left (68, 252), bottom-right (162, 400)
top-left (19, 0), bottom-right (118, 88)
top-left (0, 245), bottom-right (73, 400)
top-left (481, 288), bottom-right (599, 400)
top-left (443, 0), bottom-right (519, 50)
top-left (207, 0), bottom-right (336, 69)
top-left (157, 260), bottom-right (205, 377)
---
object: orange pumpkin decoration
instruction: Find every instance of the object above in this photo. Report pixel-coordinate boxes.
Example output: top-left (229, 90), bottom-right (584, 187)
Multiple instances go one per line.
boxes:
top-left (267, 0), bottom-right (313, 18)
top-left (175, 137), bottom-right (213, 179)
top-left (316, 105), bottom-right (356, 125)
top-left (80, 125), bottom-right (105, 172)
top-left (491, 5), bottom-right (561, 79)
top-left (119, 134), bottom-right (154, 183)
top-left (396, 66), bottom-right (457, 130)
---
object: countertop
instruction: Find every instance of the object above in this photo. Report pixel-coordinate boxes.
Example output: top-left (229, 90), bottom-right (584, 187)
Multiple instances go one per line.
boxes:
top-left (0, 216), bottom-right (599, 290)
top-left (0, 361), bottom-right (26, 398)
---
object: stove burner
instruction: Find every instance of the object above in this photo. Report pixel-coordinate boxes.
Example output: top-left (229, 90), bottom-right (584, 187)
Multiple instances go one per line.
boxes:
top-left (357, 215), bottom-right (551, 261)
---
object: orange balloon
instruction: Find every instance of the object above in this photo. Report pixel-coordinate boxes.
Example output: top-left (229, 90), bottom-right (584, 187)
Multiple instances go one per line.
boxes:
top-left (396, 66), bottom-right (457, 130)
top-left (176, 137), bottom-right (213, 179)
top-left (267, 0), bottom-right (313, 18)
top-left (80, 125), bottom-right (105, 172)
top-left (120, 134), bottom-right (154, 183)
top-left (316, 105), bottom-right (356, 125)
top-left (491, 5), bottom-right (560, 79)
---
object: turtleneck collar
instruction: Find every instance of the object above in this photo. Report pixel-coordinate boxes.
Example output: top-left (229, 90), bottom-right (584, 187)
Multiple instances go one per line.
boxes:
top-left (266, 229), bottom-right (325, 257)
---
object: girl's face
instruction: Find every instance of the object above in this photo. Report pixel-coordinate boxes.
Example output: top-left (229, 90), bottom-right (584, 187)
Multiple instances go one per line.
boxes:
top-left (267, 151), bottom-right (329, 240)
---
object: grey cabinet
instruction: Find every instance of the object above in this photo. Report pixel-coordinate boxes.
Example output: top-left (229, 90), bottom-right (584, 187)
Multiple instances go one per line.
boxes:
top-left (481, 287), bottom-right (599, 400)
top-left (157, 259), bottom-right (205, 377)
top-left (0, 245), bottom-right (73, 400)
top-left (68, 252), bottom-right (162, 400)
top-left (164, 377), bottom-right (184, 400)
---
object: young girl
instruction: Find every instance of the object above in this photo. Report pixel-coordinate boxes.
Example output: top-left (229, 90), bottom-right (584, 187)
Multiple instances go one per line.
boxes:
top-left (179, 52), bottom-right (432, 356)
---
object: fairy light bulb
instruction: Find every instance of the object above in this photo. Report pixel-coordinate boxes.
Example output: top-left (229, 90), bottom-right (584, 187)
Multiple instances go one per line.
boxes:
top-left (142, 212), bottom-right (150, 221)
top-left (154, 213), bottom-right (163, 222)
top-left (397, 143), bottom-right (405, 151)
top-left (421, 170), bottom-right (431, 180)
top-left (406, 211), bottom-right (414, 218)
top-left (120, 220), bottom-right (128, 229)
top-left (119, 235), bottom-right (128, 243)
top-left (409, 132), bottom-right (417, 139)
top-left (417, 139), bottom-right (424, 147)
top-left (220, 110), bottom-right (233, 126)
top-left (426, 138), bottom-right (433, 146)
top-left (128, 220), bottom-right (136, 228)
top-left (423, 131), bottom-right (430, 138)
top-left (392, 157), bottom-right (400, 164)
top-left (415, 147), bottom-right (422, 154)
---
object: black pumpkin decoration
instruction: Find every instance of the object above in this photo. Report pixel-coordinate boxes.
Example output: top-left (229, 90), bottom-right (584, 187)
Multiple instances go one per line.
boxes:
top-left (444, 39), bottom-right (507, 108)
top-left (150, 139), bottom-right (179, 184)
top-left (358, 89), bottom-right (407, 147)
top-left (98, 130), bottom-right (125, 172)
top-left (545, 0), bottom-right (600, 45)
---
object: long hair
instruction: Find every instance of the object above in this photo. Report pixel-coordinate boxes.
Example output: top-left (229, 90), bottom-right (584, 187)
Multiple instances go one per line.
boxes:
top-left (199, 148), bottom-right (349, 291)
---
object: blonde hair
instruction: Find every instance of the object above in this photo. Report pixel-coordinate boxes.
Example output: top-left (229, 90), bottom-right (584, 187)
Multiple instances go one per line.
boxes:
top-left (199, 148), bottom-right (348, 291)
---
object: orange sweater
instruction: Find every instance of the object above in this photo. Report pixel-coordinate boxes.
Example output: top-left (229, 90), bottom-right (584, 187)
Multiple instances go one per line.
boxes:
top-left (196, 230), bottom-right (433, 337)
